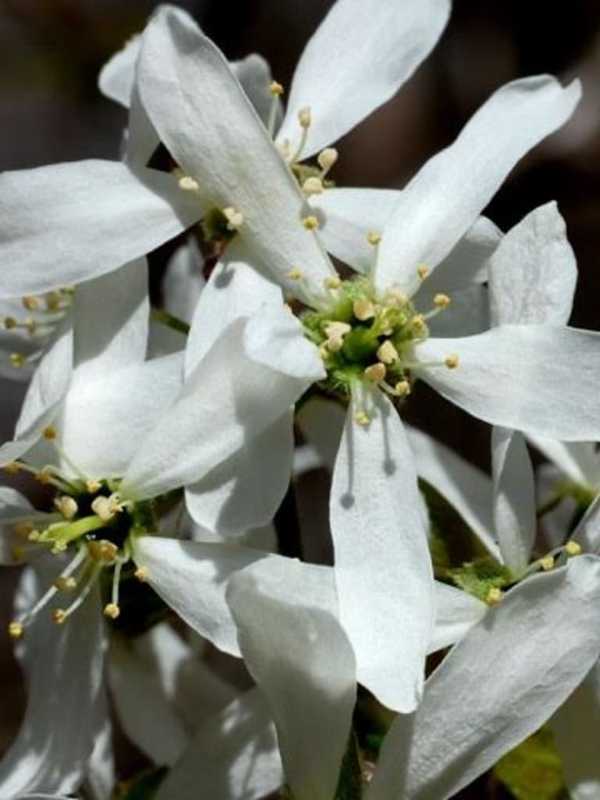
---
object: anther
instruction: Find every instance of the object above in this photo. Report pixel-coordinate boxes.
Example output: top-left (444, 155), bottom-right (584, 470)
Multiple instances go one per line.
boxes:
top-left (43, 425), bottom-right (57, 441)
top-left (366, 231), bottom-right (381, 246)
top-left (433, 293), bottom-right (451, 309)
top-left (54, 576), bottom-right (77, 592)
top-left (178, 176), bottom-right (200, 192)
top-left (377, 341), bottom-right (399, 365)
top-left (287, 268), bottom-right (304, 281)
top-left (565, 541), bottom-right (582, 556)
top-left (302, 177), bottom-right (324, 196)
top-left (444, 354), bottom-right (459, 370)
top-left (9, 353), bottom-right (25, 368)
top-left (103, 603), bottom-right (120, 620)
top-left (486, 587), bottom-right (503, 606)
top-left (86, 479), bottom-right (101, 493)
top-left (88, 540), bottom-right (119, 563)
top-left (302, 215), bottom-right (320, 231)
top-left (222, 207), bottom-right (244, 231)
top-left (4, 462), bottom-right (21, 475)
top-left (353, 299), bottom-right (375, 321)
top-left (45, 291), bottom-right (62, 311)
top-left (91, 493), bottom-right (124, 523)
top-left (354, 411), bottom-right (371, 427)
top-left (52, 609), bottom-right (67, 625)
top-left (395, 380), bottom-right (411, 397)
top-left (3, 317), bottom-right (17, 330)
top-left (324, 276), bottom-right (341, 290)
top-left (22, 296), bottom-right (39, 311)
top-left (298, 107), bottom-right (312, 129)
top-left (417, 264), bottom-right (430, 281)
top-left (269, 81), bottom-right (284, 96)
top-left (386, 288), bottom-right (409, 307)
top-left (540, 555), bottom-right (554, 571)
top-left (317, 148), bottom-right (338, 175)
top-left (364, 363), bottom-right (386, 383)
top-left (134, 566), bottom-right (149, 582)
top-left (8, 621), bottom-right (23, 639)
top-left (54, 496), bottom-right (78, 520)
top-left (411, 314), bottom-right (426, 335)
top-left (324, 321), bottom-right (351, 352)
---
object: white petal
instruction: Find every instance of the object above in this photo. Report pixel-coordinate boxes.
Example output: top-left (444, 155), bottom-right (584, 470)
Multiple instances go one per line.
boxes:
top-left (428, 582), bottom-right (488, 655)
top-left (572, 495), bottom-right (600, 553)
top-left (227, 560), bottom-right (356, 800)
top-left (123, 310), bottom-right (322, 500)
top-left (0, 488), bottom-right (52, 565)
top-left (98, 34), bottom-right (141, 106)
top-left (132, 536), bottom-right (282, 656)
top-left (185, 411), bottom-right (293, 536)
top-left (401, 556), bottom-right (600, 800)
top-left (163, 239), bottom-right (205, 325)
top-left (277, 0), bottom-right (450, 158)
top-left (375, 76), bottom-right (581, 295)
top-left (138, 8), bottom-right (334, 303)
top-left (72, 258), bottom-right (149, 381)
top-left (296, 396), bottom-right (346, 471)
top-left (0, 161), bottom-right (202, 298)
top-left (425, 285), bottom-right (490, 338)
top-left (59, 352), bottom-right (183, 479)
top-left (185, 242), bottom-right (281, 375)
top-left (125, 83), bottom-right (161, 169)
top-left (492, 427), bottom-right (536, 574)
top-left (156, 688), bottom-right (283, 800)
top-left (85, 687), bottom-right (115, 800)
top-left (527, 435), bottom-right (600, 487)
top-left (488, 202), bottom-right (577, 326)
top-left (330, 392), bottom-right (434, 711)
top-left (0, 570), bottom-right (105, 796)
top-left (233, 53), bottom-right (282, 129)
top-left (406, 426), bottom-right (499, 559)
top-left (417, 325), bottom-right (600, 440)
top-left (552, 660), bottom-right (600, 800)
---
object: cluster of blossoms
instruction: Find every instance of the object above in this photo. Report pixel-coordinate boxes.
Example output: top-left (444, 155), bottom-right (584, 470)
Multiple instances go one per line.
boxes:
top-left (3, 1), bottom-right (600, 799)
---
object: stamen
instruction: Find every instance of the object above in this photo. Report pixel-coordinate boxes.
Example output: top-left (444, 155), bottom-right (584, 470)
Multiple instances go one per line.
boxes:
top-left (178, 175), bottom-right (200, 192)
top-left (433, 293), bottom-right (451, 309)
top-left (324, 276), bottom-right (341, 290)
top-left (366, 231), bottom-right (381, 246)
top-left (87, 539), bottom-right (119, 563)
top-left (353, 299), bottom-right (375, 321)
top-left (539, 555), bottom-right (555, 571)
top-left (22, 296), bottom-right (40, 311)
top-left (324, 321), bottom-right (351, 352)
top-left (268, 81), bottom-right (284, 138)
top-left (302, 215), bottom-right (320, 231)
top-left (9, 353), bottom-right (25, 368)
top-left (3, 317), bottom-right (17, 330)
top-left (354, 411), bottom-right (371, 427)
top-left (417, 264), bottom-right (430, 281)
top-left (134, 566), bottom-right (149, 582)
top-left (86, 479), bottom-right (101, 493)
top-left (222, 207), bottom-right (244, 231)
top-left (485, 587), bottom-right (503, 606)
top-left (290, 107), bottom-right (311, 163)
top-left (287, 268), bottom-right (304, 281)
top-left (385, 288), bottom-right (409, 307)
top-left (565, 541), bottom-right (582, 556)
top-left (377, 340), bottom-right (399, 365)
top-left (8, 621), bottom-right (23, 639)
top-left (364, 363), bottom-right (386, 383)
top-left (54, 495), bottom-right (78, 520)
top-left (317, 148), bottom-right (338, 177)
top-left (444, 354), bottom-right (459, 370)
top-left (104, 557), bottom-right (125, 620)
top-left (302, 177), bottom-right (324, 196)
top-left (52, 564), bottom-right (101, 625)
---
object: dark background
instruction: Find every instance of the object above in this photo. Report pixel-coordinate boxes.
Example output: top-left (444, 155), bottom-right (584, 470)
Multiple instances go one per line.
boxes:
top-left (1, 0), bottom-right (599, 793)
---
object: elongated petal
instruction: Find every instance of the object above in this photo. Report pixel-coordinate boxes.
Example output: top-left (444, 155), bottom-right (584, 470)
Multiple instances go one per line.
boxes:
top-left (73, 258), bottom-right (149, 381)
top-left (138, 7), bottom-right (334, 303)
top-left (98, 34), bottom-right (141, 106)
top-left (296, 396), bottom-right (346, 471)
top-left (0, 568), bottom-right (105, 796)
top-left (0, 488), bottom-right (53, 565)
top-left (526, 435), bottom-right (600, 487)
top-left (123, 310), bottom-right (322, 500)
top-left (572, 495), bottom-right (600, 553)
top-left (489, 202), bottom-right (577, 326)
top-left (397, 556), bottom-right (600, 800)
top-left (425, 285), bottom-right (490, 338)
top-left (185, 243), bottom-right (281, 375)
top-left (406, 426), bottom-right (498, 559)
top-left (492, 427), bottom-right (536, 574)
top-left (59, 352), bottom-right (183, 479)
top-left (428, 582), bottom-right (488, 654)
top-left (227, 559), bottom-right (356, 800)
top-left (156, 688), bottom-right (283, 800)
top-left (132, 536), bottom-right (280, 656)
top-left (418, 325), bottom-right (600, 440)
top-left (186, 412), bottom-right (293, 536)
top-left (375, 76), bottom-right (581, 295)
top-left (163, 239), bottom-right (205, 325)
top-left (552, 660), bottom-right (600, 800)
top-left (233, 54), bottom-right (282, 128)
top-left (331, 391), bottom-right (433, 711)
top-left (0, 160), bottom-right (202, 298)
top-left (277, 0), bottom-right (450, 158)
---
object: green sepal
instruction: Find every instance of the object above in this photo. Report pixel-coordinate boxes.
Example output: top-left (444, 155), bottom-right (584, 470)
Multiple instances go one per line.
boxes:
top-left (446, 557), bottom-right (512, 603)
top-left (494, 727), bottom-right (566, 800)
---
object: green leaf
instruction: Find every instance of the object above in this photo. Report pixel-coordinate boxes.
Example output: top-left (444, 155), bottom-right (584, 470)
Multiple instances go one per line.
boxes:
top-left (494, 727), bottom-right (566, 800)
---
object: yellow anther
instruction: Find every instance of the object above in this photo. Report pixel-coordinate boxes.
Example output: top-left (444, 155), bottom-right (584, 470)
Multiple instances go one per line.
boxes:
top-left (8, 621), bottom-right (23, 639)
top-left (103, 603), bottom-right (120, 620)
top-left (45, 291), bottom-right (62, 311)
top-left (353, 299), bottom-right (375, 321)
top-left (134, 566), bottom-right (149, 583)
top-left (14, 521), bottom-right (33, 538)
top-left (366, 231), bottom-right (381, 246)
top-left (178, 175), bottom-right (200, 192)
top-left (324, 276), bottom-right (342, 290)
top-left (354, 411), bottom-right (371, 427)
top-left (269, 80), bottom-right (284, 96)
top-left (36, 468), bottom-right (53, 485)
top-left (539, 555), bottom-right (555, 571)
top-left (9, 353), bottom-right (25, 368)
top-left (444, 354), bottom-right (460, 370)
top-left (52, 609), bottom-right (67, 625)
top-left (395, 380), bottom-right (411, 397)
top-left (302, 177), bottom-right (324, 196)
top-left (28, 530), bottom-right (41, 542)
top-left (22, 296), bottom-right (39, 311)
top-left (3, 317), bottom-right (17, 330)
top-left (486, 587), bottom-right (503, 606)
top-left (565, 541), bottom-right (582, 556)
top-left (4, 462), bottom-right (21, 475)
top-left (51, 542), bottom-right (68, 554)
top-left (42, 425), bottom-right (57, 441)
top-left (317, 148), bottom-right (338, 172)
top-left (222, 207), bottom-right (244, 231)
top-left (377, 340), bottom-right (399, 365)
top-left (87, 539), bottom-right (119, 563)
top-left (86, 479), bottom-right (102, 493)
top-left (324, 321), bottom-right (351, 353)
top-left (411, 314), bottom-right (427, 335)
top-left (298, 107), bottom-right (312, 129)
top-left (91, 493), bottom-right (123, 523)
top-left (287, 268), bottom-right (304, 281)
top-left (54, 495), bottom-right (78, 520)
top-left (54, 576), bottom-right (77, 592)
top-left (302, 215), bottom-right (320, 230)
top-left (364, 363), bottom-right (386, 383)
top-left (417, 264), bottom-right (430, 281)
top-left (385, 288), bottom-right (409, 307)
top-left (433, 293), bottom-right (451, 309)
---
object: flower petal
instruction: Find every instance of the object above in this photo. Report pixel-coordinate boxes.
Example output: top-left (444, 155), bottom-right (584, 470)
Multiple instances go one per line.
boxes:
top-left (185, 411), bottom-right (293, 536)
top-left (155, 688), bottom-right (283, 800)
top-left (227, 558), bottom-right (356, 800)
top-left (0, 567), bottom-right (105, 796)
top-left (385, 556), bottom-right (600, 800)
top-left (406, 426), bottom-right (499, 560)
top-left (417, 325), bottom-right (600, 440)
top-left (233, 53), bottom-right (282, 129)
top-left (131, 536), bottom-right (280, 656)
top-left (572, 495), bottom-right (600, 553)
top-left (425, 285), bottom-right (490, 338)
top-left (276, 0), bottom-right (450, 158)
top-left (163, 239), bottom-right (205, 325)
top-left (0, 160), bottom-right (202, 298)
top-left (428, 582), bottom-right (488, 655)
top-left (488, 202), bottom-right (577, 326)
top-left (492, 427), bottom-right (536, 574)
top-left (98, 34), bottom-right (141, 107)
top-left (138, 7), bottom-right (335, 302)
top-left (330, 391), bottom-right (434, 711)
top-left (526, 436), bottom-right (600, 487)
top-left (296, 396), bottom-right (346, 471)
top-left (375, 76), bottom-right (581, 295)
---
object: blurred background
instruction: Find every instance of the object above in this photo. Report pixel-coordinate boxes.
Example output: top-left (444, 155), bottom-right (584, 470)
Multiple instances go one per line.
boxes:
top-left (1, 0), bottom-right (599, 795)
